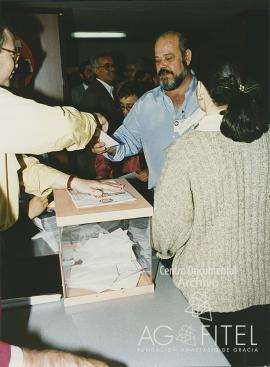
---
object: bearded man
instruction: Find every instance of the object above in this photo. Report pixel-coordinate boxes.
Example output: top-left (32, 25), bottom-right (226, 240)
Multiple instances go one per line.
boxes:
top-left (92, 31), bottom-right (204, 189)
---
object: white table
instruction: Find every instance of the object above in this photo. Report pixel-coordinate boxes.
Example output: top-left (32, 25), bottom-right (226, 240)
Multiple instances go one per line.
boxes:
top-left (2, 261), bottom-right (230, 367)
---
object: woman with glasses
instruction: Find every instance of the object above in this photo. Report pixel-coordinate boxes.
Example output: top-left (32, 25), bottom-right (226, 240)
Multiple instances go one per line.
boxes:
top-left (95, 82), bottom-right (150, 187)
top-left (0, 25), bottom-right (123, 231)
top-left (118, 81), bottom-right (149, 182)
top-left (0, 24), bottom-right (120, 367)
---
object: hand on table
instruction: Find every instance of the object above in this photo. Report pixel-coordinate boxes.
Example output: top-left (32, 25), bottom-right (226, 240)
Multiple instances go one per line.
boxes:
top-left (70, 177), bottom-right (124, 196)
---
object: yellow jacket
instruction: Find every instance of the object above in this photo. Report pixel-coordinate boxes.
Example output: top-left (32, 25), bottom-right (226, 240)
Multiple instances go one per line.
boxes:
top-left (0, 87), bottom-right (97, 230)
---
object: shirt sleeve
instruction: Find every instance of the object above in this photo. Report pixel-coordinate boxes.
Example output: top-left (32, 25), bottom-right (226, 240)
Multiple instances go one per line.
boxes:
top-left (104, 104), bottom-right (142, 161)
top-left (152, 143), bottom-right (194, 259)
top-left (9, 345), bottom-right (24, 367)
top-left (19, 155), bottom-right (63, 197)
top-left (0, 88), bottom-right (97, 154)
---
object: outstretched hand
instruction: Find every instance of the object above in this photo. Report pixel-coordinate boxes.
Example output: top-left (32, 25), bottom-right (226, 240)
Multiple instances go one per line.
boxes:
top-left (70, 177), bottom-right (124, 196)
top-left (90, 113), bottom-right (116, 156)
top-left (91, 140), bottom-right (116, 156)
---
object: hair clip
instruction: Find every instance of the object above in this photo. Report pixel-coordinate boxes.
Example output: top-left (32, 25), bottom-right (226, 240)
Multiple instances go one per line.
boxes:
top-left (239, 84), bottom-right (246, 92)
top-left (239, 83), bottom-right (261, 94)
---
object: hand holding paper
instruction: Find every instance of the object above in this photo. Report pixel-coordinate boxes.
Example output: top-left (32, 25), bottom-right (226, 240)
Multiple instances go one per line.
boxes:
top-left (96, 129), bottom-right (119, 149)
top-left (91, 129), bottom-right (118, 155)
top-left (92, 112), bottom-right (118, 148)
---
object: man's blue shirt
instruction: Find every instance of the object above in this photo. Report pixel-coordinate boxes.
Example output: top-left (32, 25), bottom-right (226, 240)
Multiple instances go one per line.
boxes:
top-left (106, 76), bottom-right (199, 188)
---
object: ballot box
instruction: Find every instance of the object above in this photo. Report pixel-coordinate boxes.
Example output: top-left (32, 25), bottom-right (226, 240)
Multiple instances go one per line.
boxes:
top-left (54, 179), bottom-right (154, 307)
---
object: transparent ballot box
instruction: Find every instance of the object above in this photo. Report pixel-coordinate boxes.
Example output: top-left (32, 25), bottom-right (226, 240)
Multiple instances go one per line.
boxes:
top-left (54, 179), bottom-right (154, 307)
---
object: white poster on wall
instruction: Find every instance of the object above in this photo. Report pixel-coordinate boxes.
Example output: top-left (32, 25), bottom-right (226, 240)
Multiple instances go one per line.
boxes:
top-left (33, 13), bottom-right (64, 102)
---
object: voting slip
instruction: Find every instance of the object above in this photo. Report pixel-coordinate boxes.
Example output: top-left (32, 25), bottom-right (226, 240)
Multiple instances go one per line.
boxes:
top-left (67, 187), bottom-right (136, 209)
top-left (96, 128), bottom-right (119, 148)
top-left (68, 228), bottom-right (142, 292)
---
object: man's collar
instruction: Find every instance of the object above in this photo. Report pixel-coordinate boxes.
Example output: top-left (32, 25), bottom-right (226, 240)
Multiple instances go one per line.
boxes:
top-left (96, 78), bottom-right (114, 91)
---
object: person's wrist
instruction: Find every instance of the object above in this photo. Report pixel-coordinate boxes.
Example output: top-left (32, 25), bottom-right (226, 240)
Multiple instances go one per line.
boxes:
top-left (67, 175), bottom-right (77, 190)
top-left (92, 112), bottom-right (101, 128)
top-left (107, 146), bottom-right (116, 156)
top-left (69, 177), bottom-right (81, 191)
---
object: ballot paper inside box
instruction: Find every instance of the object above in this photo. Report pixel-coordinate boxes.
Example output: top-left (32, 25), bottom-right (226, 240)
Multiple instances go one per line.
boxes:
top-left (53, 179), bottom-right (154, 307)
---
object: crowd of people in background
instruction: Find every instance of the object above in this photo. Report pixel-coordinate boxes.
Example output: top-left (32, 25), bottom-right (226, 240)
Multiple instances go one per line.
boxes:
top-left (1, 17), bottom-right (269, 366)
top-left (67, 57), bottom-right (157, 106)
top-left (63, 54), bottom-right (158, 201)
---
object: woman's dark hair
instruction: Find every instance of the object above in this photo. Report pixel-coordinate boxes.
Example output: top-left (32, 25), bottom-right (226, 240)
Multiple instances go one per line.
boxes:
top-left (196, 46), bottom-right (268, 143)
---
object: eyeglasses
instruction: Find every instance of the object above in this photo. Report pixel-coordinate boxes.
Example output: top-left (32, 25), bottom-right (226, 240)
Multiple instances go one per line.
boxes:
top-left (97, 63), bottom-right (115, 71)
top-left (120, 103), bottom-right (134, 112)
top-left (1, 47), bottom-right (20, 63)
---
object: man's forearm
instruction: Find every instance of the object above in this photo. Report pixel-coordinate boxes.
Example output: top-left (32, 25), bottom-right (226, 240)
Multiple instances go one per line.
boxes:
top-left (23, 348), bottom-right (108, 367)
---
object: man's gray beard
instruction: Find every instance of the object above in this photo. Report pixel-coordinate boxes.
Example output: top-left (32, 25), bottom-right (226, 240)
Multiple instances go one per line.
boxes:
top-left (160, 67), bottom-right (189, 91)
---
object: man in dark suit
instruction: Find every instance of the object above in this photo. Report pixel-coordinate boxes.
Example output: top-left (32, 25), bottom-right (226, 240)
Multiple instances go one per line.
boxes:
top-left (71, 60), bottom-right (94, 108)
top-left (76, 54), bottom-right (124, 178)
top-left (80, 54), bottom-right (123, 134)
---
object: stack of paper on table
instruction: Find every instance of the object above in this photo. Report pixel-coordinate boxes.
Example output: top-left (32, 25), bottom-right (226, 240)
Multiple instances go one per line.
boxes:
top-left (67, 228), bottom-right (144, 292)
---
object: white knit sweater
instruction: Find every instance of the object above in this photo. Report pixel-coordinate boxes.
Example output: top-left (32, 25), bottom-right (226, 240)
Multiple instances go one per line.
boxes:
top-left (152, 114), bottom-right (270, 312)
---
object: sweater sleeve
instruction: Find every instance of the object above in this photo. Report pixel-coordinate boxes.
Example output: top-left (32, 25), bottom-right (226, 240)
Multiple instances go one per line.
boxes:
top-left (0, 88), bottom-right (97, 154)
top-left (20, 155), bottom-right (63, 197)
top-left (152, 144), bottom-right (194, 259)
